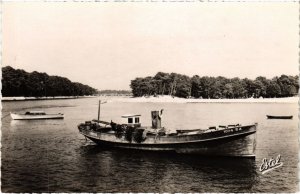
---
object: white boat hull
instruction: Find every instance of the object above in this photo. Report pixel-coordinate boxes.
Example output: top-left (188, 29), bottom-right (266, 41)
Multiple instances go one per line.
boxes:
top-left (10, 113), bottom-right (64, 120)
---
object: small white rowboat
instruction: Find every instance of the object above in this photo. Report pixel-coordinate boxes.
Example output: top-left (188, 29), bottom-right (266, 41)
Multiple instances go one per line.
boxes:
top-left (10, 111), bottom-right (64, 120)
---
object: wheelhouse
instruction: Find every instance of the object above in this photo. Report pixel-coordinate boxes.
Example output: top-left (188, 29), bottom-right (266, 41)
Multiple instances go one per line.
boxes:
top-left (121, 114), bottom-right (141, 127)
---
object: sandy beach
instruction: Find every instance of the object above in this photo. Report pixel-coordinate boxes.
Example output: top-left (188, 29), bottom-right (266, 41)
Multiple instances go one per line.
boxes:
top-left (1, 96), bottom-right (96, 101)
top-left (112, 95), bottom-right (298, 103)
top-left (2, 95), bottom-right (298, 103)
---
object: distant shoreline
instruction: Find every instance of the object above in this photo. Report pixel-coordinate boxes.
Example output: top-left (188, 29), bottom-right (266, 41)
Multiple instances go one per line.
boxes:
top-left (112, 95), bottom-right (298, 103)
top-left (1, 96), bottom-right (97, 101)
top-left (2, 95), bottom-right (298, 103)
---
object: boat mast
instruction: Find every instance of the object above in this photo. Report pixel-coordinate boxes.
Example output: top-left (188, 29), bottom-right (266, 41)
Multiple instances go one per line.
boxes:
top-left (98, 100), bottom-right (101, 121)
top-left (97, 100), bottom-right (107, 121)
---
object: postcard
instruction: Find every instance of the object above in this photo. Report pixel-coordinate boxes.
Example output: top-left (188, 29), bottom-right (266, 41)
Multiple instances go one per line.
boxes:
top-left (1, 1), bottom-right (298, 193)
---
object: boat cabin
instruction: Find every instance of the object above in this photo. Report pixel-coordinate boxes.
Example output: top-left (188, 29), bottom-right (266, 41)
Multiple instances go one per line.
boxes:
top-left (25, 111), bottom-right (46, 115)
top-left (121, 114), bottom-right (141, 127)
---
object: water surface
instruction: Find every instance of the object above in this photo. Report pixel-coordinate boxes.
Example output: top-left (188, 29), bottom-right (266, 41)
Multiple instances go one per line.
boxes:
top-left (1, 98), bottom-right (298, 192)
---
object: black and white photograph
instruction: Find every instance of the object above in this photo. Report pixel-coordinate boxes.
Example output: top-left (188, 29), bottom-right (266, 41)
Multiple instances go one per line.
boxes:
top-left (1, 1), bottom-right (299, 193)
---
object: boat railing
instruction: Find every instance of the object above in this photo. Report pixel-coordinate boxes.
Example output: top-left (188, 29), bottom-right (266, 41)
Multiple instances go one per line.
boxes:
top-left (92, 119), bottom-right (111, 125)
top-left (79, 119), bottom-right (252, 139)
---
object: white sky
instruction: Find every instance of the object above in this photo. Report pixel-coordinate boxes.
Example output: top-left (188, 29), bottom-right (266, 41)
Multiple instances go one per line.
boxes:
top-left (2, 2), bottom-right (299, 90)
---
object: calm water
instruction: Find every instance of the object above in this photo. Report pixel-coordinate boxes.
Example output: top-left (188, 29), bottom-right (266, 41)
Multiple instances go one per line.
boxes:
top-left (1, 98), bottom-right (298, 192)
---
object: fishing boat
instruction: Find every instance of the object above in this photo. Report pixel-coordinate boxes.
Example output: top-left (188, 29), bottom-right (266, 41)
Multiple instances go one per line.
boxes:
top-left (10, 111), bottom-right (64, 120)
top-left (78, 101), bottom-right (257, 158)
top-left (266, 115), bottom-right (293, 119)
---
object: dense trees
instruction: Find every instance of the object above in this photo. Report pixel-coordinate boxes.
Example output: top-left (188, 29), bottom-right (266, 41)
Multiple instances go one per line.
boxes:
top-left (4, 66), bottom-right (297, 99)
top-left (2, 66), bottom-right (97, 97)
top-left (130, 72), bottom-right (299, 99)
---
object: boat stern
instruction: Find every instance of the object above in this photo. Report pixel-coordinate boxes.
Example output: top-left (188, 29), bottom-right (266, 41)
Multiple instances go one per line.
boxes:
top-left (175, 124), bottom-right (257, 158)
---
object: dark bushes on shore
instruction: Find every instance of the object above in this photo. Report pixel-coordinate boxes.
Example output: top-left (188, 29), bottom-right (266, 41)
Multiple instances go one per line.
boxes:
top-left (2, 66), bottom-right (97, 97)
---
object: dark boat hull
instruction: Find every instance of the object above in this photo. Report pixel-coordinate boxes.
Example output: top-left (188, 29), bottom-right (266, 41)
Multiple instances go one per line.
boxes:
top-left (80, 124), bottom-right (257, 158)
top-left (267, 115), bottom-right (293, 119)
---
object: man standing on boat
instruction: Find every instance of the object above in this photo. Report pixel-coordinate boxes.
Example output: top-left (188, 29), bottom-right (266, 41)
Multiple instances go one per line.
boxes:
top-left (151, 109), bottom-right (163, 129)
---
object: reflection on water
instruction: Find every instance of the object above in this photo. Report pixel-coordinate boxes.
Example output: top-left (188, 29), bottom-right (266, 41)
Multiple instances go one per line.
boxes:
top-left (79, 144), bottom-right (258, 192)
top-left (1, 98), bottom-right (298, 192)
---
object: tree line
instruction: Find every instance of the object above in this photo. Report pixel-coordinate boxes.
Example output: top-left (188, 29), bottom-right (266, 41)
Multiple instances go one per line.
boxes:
top-left (130, 72), bottom-right (299, 99)
top-left (2, 66), bottom-right (98, 97)
top-left (98, 90), bottom-right (132, 96)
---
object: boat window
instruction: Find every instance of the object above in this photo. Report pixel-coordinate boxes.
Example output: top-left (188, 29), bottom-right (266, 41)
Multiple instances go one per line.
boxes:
top-left (128, 118), bottom-right (133, 123)
top-left (135, 117), bottom-right (139, 123)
